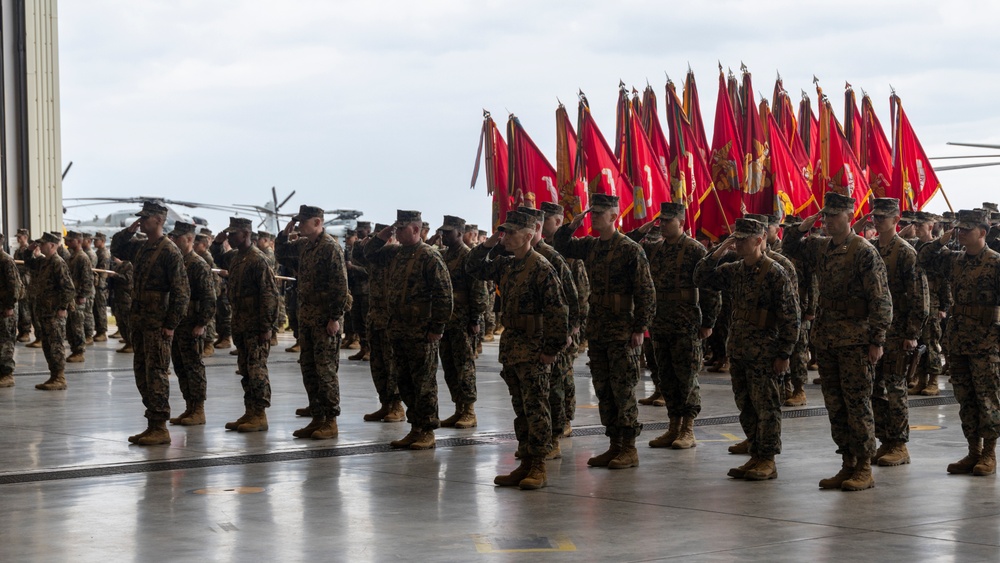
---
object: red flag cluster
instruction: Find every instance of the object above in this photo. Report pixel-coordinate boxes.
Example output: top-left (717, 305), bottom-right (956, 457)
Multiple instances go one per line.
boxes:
top-left (472, 65), bottom-right (941, 237)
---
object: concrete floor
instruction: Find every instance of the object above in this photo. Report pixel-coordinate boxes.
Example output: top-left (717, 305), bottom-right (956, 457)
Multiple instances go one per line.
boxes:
top-left (1, 329), bottom-right (998, 562)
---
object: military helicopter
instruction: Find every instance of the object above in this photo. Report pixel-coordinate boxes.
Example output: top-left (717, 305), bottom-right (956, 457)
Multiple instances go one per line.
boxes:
top-left (63, 196), bottom-right (245, 237)
top-left (231, 187), bottom-right (297, 234)
top-left (323, 209), bottom-right (364, 238)
top-left (931, 142), bottom-right (1000, 171)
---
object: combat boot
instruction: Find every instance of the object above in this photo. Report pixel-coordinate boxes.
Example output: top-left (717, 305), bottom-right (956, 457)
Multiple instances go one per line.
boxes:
top-left (649, 417), bottom-right (681, 448)
top-left (225, 409), bottom-right (251, 430)
top-left (728, 457), bottom-right (760, 479)
top-left (0, 374), bottom-right (14, 388)
top-left (382, 400), bottom-right (405, 423)
top-left (363, 403), bottom-right (390, 422)
top-left (638, 389), bottom-right (663, 406)
top-left (708, 358), bottom-right (729, 373)
top-left (947, 438), bottom-right (982, 474)
top-left (295, 406), bottom-right (311, 417)
top-left (608, 436), bottom-right (640, 469)
top-left (236, 407), bottom-right (269, 432)
top-left (390, 427), bottom-right (420, 448)
top-left (819, 455), bottom-right (856, 489)
top-left (440, 403), bottom-right (464, 427)
top-left (128, 421), bottom-right (153, 444)
top-left (908, 373), bottom-right (927, 395)
top-left (202, 342), bottom-right (215, 357)
top-left (17, 332), bottom-right (30, 343)
top-left (494, 459), bottom-right (530, 486)
top-left (493, 325), bottom-right (504, 336)
top-left (455, 404), bottom-right (477, 429)
top-left (293, 417), bottom-right (325, 438)
top-left (784, 381), bottom-right (807, 406)
top-left (841, 459), bottom-right (875, 491)
top-left (229, 348), bottom-right (238, 356)
top-left (671, 416), bottom-right (697, 449)
top-left (35, 372), bottom-right (66, 391)
top-left (269, 334), bottom-right (278, 346)
top-left (93, 333), bottom-right (108, 342)
top-left (170, 402), bottom-right (193, 425)
top-left (348, 345), bottom-right (367, 361)
top-left (921, 374), bottom-right (940, 396)
top-left (877, 443), bottom-right (910, 466)
top-left (285, 341), bottom-right (301, 353)
top-left (214, 336), bottom-right (232, 349)
top-left (66, 352), bottom-right (85, 363)
top-left (562, 421), bottom-right (572, 437)
top-left (117, 343), bottom-right (133, 353)
top-left (26, 338), bottom-right (42, 348)
top-left (973, 438), bottom-right (997, 476)
top-left (178, 402), bottom-right (206, 426)
top-left (409, 429), bottom-right (436, 450)
top-left (85, 336), bottom-right (94, 345)
top-left (344, 334), bottom-right (360, 350)
top-left (546, 436), bottom-right (562, 460)
top-left (482, 332), bottom-right (494, 342)
top-left (109, 330), bottom-right (120, 339)
top-left (310, 418), bottom-right (339, 440)
top-left (518, 458), bottom-right (547, 490)
top-left (476, 341), bottom-right (483, 355)
top-left (587, 437), bottom-right (622, 467)
top-left (872, 441), bottom-right (892, 463)
top-left (745, 456), bottom-right (778, 481)
top-left (135, 420), bottom-right (171, 446)
top-left (361, 348), bottom-right (370, 361)
top-left (728, 438), bottom-right (751, 455)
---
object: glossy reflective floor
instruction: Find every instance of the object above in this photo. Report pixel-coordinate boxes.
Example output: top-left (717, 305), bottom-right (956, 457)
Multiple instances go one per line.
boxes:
top-left (1, 328), bottom-right (998, 562)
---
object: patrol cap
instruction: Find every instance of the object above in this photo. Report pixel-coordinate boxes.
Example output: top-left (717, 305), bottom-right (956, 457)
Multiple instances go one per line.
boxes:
top-left (135, 200), bottom-right (169, 218)
top-left (590, 193), bottom-right (620, 210)
top-left (421, 222), bottom-right (430, 230)
top-left (292, 205), bottom-right (325, 222)
top-left (871, 198), bottom-right (900, 217)
top-left (517, 206), bottom-right (545, 223)
top-left (992, 211), bottom-right (1000, 225)
top-left (16, 228), bottom-right (29, 236)
top-left (194, 233), bottom-right (211, 244)
top-left (541, 202), bottom-right (564, 217)
top-left (743, 213), bottom-right (769, 224)
top-left (82, 232), bottom-right (94, 240)
top-left (913, 211), bottom-right (936, 224)
top-left (766, 214), bottom-right (780, 226)
top-left (941, 211), bottom-right (956, 222)
top-left (257, 230), bottom-right (274, 240)
top-left (199, 227), bottom-right (213, 236)
top-left (900, 210), bottom-right (917, 225)
top-left (497, 211), bottom-right (535, 233)
top-left (394, 210), bottom-right (422, 227)
top-left (36, 232), bottom-right (61, 244)
top-left (821, 192), bottom-right (854, 214)
top-left (982, 202), bottom-right (999, 213)
top-left (223, 217), bottom-right (254, 233)
top-left (168, 221), bottom-right (196, 238)
top-left (465, 223), bottom-right (478, 233)
top-left (65, 230), bottom-right (83, 240)
top-left (659, 201), bottom-right (685, 219)
top-left (344, 229), bottom-right (356, 237)
top-left (374, 223), bottom-right (390, 232)
top-left (478, 230), bottom-right (487, 237)
top-left (93, 232), bottom-right (107, 241)
top-left (437, 215), bottom-right (466, 232)
top-left (779, 215), bottom-right (803, 228)
top-left (731, 218), bottom-right (766, 239)
top-left (955, 209), bottom-right (989, 230)
top-left (355, 221), bottom-right (372, 232)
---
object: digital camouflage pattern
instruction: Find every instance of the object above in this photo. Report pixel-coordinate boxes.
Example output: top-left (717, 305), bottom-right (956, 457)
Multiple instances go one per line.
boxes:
top-left (66, 248), bottom-right (95, 354)
top-left (439, 241), bottom-right (487, 405)
top-left (534, 240), bottom-right (580, 435)
top-left (353, 239), bottom-right (399, 405)
top-left (779, 248), bottom-right (818, 387)
top-left (109, 260), bottom-right (134, 340)
top-left (502, 362), bottom-right (553, 458)
top-left (13, 244), bottom-right (32, 336)
top-left (93, 246), bottom-right (111, 336)
top-left (25, 253), bottom-right (75, 375)
top-left (171, 250), bottom-right (216, 403)
top-left (0, 252), bottom-right (23, 376)
top-left (195, 247), bottom-right (219, 342)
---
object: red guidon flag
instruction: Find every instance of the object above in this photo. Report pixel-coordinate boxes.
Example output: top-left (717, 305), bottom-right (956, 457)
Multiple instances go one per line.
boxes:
top-left (816, 87), bottom-right (871, 218)
top-left (577, 93), bottom-right (634, 230)
top-left (890, 94), bottom-right (942, 211)
top-left (861, 94), bottom-right (893, 200)
top-left (622, 96), bottom-right (671, 226)
top-left (470, 111), bottom-right (510, 231)
top-left (708, 68), bottom-right (745, 222)
top-left (556, 103), bottom-right (590, 236)
top-left (506, 114), bottom-right (559, 210)
top-left (683, 68), bottom-right (710, 163)
top-left (799, 93), bottom-right (822, 203)
top-left (844, 84), bottom-right (863, 158)
top-left (765, 103), bottom-right (819, 217)
top-left (641, 85), bottom-right (672, 188)
top-left (742, 84), bottom-right (774, 216)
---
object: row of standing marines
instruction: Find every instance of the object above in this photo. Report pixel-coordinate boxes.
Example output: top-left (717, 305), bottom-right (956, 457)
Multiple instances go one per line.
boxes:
top-left (1, 193), bottom-right (998, 491)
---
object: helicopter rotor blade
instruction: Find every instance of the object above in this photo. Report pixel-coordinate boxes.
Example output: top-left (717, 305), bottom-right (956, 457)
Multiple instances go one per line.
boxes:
top-left (277, 190), bottom-right (296, 211)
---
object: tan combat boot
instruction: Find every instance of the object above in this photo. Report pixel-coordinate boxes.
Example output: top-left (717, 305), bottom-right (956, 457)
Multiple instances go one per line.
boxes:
top-left (117, 343), bottom-right (133, 353)
top-left (907, 373), bottom-right (927, 395)
top-left (546, 436), bottom-right (562, 460)
top-left (169, 402), bottom-right (193, 425)
top-left (85, 336), bottom-right (94, 345)
top-left (948, 438), bottom-right (983, 474)
top-left (363, 403), bottom-right (390, 422)
top-left (93, 333), bottom-right (108, 342)
top-left (649, 416), bottom-right (681, 448)
top-left (293, 417), bottom-right (325, 438)
top-left (973, 438), bottom-right (997, 476)
top-left (285, 341), bottom-right (301, 353)
top-left (178, 402), bottom-right (206, 426)
top-left (518, 458), bottom-right (547, 490)
top-left (784, 381), bottom-right (807, 406)
top-left (440, 404), bottom-right (464, 427)
top-left (562, 421), bottom-right (572, 437)
top-left (128, 421), bottom-right (153, 444)
top-left (638, 389), bottom-right (663, 406)
top-left (310, 418), bottom-right (339, 440)
top-left (295, 406), bottom-right (311, 417)
top-left (745, 456), bottom-right (778, 481)
top-left (17, 332), bottom-right (31, 343)
top-left (136, 420), bottom-right (171, 446)
top-left (877, 443), bottom-right (910, 466)
top-left (494, 459), bottom-right (530, 486)
top-left (0, 374), bottom-right (14, 388)
top-left (269, 334), bottom-right (278, 346)
top-left (35, 372), bottom-right (67, 391)
top-left (390, 427), bottom-right (421, 448)
top-left (455, 404), bottom-right (477, 429)
top-left (214, 336), bottom-right (232, 349)
top-left (110, 330), bottom-right (121, 339)
top-left (608, 436), bottom-right (640, 469)
top-left (921, 374), bottom-right (940, 396)
top-left (872, 441), bottom-right (891, 463)
top-left (236, 407), bottom-right (269, 432)
top-left (382, 400), bottom-right (405, 423)
top-left (728, 457), bottom-right (760, 479)
top-left (344, 334), bottom-right (360, 350)
top-left (482, 332), bottom-right (494, 342)
top-left (841, 459), bottom-right (875, 491)
top-left (225, 409), bottom-right (252, 430)
top-left (66, 352), bottom-right (85, 363)
top-left (819, 455), bottom-right (856, 489)
top-left (202, 342), bottom-right (215, 357)
top-left (348, 345), bottom-right (368, 361)
top-left (26, 338), bottom-right (42, 348)
top-left (587, 437), bottom-right (623, 467)
top-left (728, 438), bottom-right (751, 454)
top-left (671, 416), bottom-right (697, 449)
top-left (409, 429), bottom-right (436, 450)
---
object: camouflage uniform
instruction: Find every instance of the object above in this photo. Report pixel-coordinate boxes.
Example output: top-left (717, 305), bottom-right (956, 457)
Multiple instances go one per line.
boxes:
top-left (212, 240), bottom-right (279, 411)
top-left (112, 227), bottom-right (190, 422)
top-left (782, 211), bottom-right (892, 463)
top-left (109, 260), bottom-right (134, 343)
top-left (82, 244), bottom-right (98, 338)
top-left (13, 242), bottom-right (33, 338)
top-left (276, 225), bottom-right (350, 419)
top-left (553, 211), bottom-right (656, 444)
top-left (346, 241), bottom-right (371, 350)
top-left (778, 225), bottom-right (818, 392)
top-left (364, 218), bottom-right (453, 434)
top-left (93, 244), bottom-right (111, 337)
top-left (353, 238), bottom-right (399, 406)
top-left (695, 224), bottom-right (800, 461)
top-left (0, 251), bottom-right (24, 381)
top-left (565, 256), bottom-right (590, 419)
top-left (66, 246), bottom-right (95, 355)
top-left (171, 246), bottom-right (216, 405)
top-left (195, 244), bottom-right (219, 343)
top-left (440, 236), bottom-right (487, 408)
top-left (25, 248), bottom-right (75, 377)
top-left (913, 236), bottom-right (951, 390)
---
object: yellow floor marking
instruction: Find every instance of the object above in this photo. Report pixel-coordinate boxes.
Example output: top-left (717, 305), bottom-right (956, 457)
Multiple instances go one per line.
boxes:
top-left (909, 425), bottom-right (942, 431)
top-left (191, 487), bottom-right (265, 495)
top-left (472, 534), bottom-right (576, 553)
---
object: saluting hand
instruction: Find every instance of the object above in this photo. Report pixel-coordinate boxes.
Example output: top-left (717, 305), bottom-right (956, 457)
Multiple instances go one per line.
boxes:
top-left (568, 208), bottom-right (591, 231)
top-left (799, 213), bottom-right (822, 233)
top-left (940, 229), bottom-right (953, 246)
top-left (483, 231), bottom-right (503, 249)
top-left (127, 219), bottom-right (142, 234)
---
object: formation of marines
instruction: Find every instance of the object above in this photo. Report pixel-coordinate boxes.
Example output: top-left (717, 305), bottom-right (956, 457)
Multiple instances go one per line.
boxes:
top-left (2, 193), bottom-right (999, 492)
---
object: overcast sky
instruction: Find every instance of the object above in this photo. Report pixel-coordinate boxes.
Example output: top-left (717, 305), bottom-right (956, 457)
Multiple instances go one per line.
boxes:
top-left (58, 0), bottom-right (1000, 232)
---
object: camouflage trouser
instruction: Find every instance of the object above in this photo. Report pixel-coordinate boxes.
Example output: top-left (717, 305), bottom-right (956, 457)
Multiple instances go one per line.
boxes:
top-left (286, 288), bottom-right (299, 339)
top-left (38, 315), bottom-right (66, 375)
top-left (549, 349), bottom-right (573, 433)
top-left (132, 328), bottom-right (173, 421)
top-left (170, 325), bottom-right (206, 403)
top-left (368, 325), bottom-right (398, 404)
top-left (708, 298), bottom-right (731, 361)
top-left (588, 339), bottom-right (642, 439)
top-left (788, 321), bottom-right (811, 386)
top-left (17, 296), bottom-right (31, 335)
top-left (501, 361), bottom-right (551, 458)
top-left (0, 311), bottom-right (15, 376)
top-left (389, 336), bottom-right (440, 431)
top-left (653, 332), bottom-right (702, 418)
top-left (276, 293), bottom-right (287, 331)
top-left (730, 358), bottom-right (782, 456)
top-left (67, 302), bottom-right (87, 354)
top-left (82, 296), bottom-right (95, 338)
top-left (300, 324), bottom-right (341, 418)
top-left (93, 288), bottom-right (108, 336)
top-left (565, 335), bottom-right (582, 421)
top-left (30, 300), bottom-right (42, 337)
top-left (874, 347), bottom-right (910, 444)
top-left (234, 332), bottom-right (271, 409)
top-left (484, 289), bottom-right (496, 333)
top-left (440, 325), bottom-right (476, 405)
top-left (215, 293), bottom-right (232, 339)
top-left (916, 316), bottom-right (944, 378)
top-left (817, 345), bottom-right (876, 460)
top-left (116, 309), bottom-right (131, 344)
top-left (205, 316), bottom-right (218, 343)
top-left (949, 354), bottom-right (1000, 441)
top-left (350, 293), bottom-right (369, 346)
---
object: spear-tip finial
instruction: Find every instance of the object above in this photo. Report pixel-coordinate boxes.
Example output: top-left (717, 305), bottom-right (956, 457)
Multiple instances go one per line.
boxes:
top-left (483, 109), bottom-right (490, 118)
top-left (812, 75), bottom-right (819, 85)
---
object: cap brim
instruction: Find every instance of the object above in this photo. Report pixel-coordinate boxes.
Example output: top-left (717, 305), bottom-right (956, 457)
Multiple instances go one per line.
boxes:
top-left (820, 206), bottom-right (852, 215)
top-left (437, 225), bottom-right (457, 232)
top-left (730, 232), bottom-right (756, 239)
top-left (956, 222), bottom-right (986, 230)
